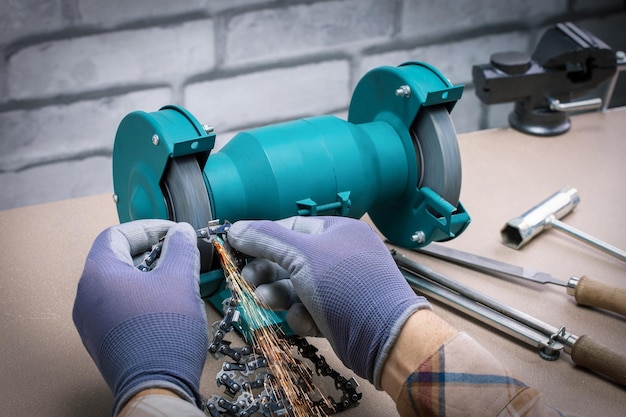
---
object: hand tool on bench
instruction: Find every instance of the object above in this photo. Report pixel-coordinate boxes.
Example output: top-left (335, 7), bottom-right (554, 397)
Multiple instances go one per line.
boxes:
top-left (500, 187), bottom-right (626, 263)
top-left (414, 243), bottom-right (626, 317)
top-left (391, 249), bottom-right (626, 387)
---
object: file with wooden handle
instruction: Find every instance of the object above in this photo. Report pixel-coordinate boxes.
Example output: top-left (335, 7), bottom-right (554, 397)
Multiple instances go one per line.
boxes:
top-left (414, 244), bottom-right (626, 316)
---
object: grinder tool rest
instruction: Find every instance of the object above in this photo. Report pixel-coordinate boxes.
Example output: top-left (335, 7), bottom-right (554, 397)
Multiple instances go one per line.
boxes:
top-left (112, 61), bottom-right (471, 336)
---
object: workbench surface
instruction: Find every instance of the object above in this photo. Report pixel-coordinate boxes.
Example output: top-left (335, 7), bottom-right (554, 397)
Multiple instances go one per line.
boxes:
top-left (1, 108), bottom-right (625, 416)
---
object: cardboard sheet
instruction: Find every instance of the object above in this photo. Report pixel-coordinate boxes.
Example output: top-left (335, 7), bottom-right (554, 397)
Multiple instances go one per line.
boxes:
top-left (1, 108), bottom-right (624, 416)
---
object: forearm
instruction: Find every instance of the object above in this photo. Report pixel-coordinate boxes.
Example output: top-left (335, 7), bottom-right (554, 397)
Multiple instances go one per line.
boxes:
top-left (380, 309), bottom-right (457, 401)
top-left (382, 311), bottom-right (569, 417)
top-left (118, 389), bottom-right (205, 417)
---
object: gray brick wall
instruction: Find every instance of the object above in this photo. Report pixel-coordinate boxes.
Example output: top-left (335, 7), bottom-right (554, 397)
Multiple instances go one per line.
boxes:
top-left (1, 0), bottom-right (624, 210)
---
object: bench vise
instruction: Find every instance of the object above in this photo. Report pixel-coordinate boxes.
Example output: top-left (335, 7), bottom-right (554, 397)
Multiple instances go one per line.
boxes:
top-left (473, 22), bottom-right (618, 136)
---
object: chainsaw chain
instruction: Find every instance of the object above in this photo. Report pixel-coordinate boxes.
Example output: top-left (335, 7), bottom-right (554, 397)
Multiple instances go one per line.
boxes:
top-left (203, 296), bottom-right (361, 416)
top-left (290, 337), bottom-right (362, 413)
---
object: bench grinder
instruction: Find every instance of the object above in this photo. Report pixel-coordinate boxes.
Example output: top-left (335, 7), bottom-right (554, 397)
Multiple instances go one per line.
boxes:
top-left (112, 61), bottom-right (471, 335)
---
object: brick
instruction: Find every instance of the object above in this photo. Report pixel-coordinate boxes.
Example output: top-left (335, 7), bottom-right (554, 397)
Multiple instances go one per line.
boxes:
top-left (8, 19), bottom-right (214, 100)
top-left (79, 0), bottom-right (273, 22)
top-left (0, 88), bottom-right (171, 172)
top-left (207, 0), bottom-right (277, 14)
top-left (359, 32), bottom-right (530, 85)
top-left (0, 0), bottom-right (65, 45)
top-left (356, 50), bottom-right (411, 88)
top-left (400, 0), bottom-right (567, 38)
top-left (184, 60), bottom-right (351, 132)
top-left (0, 156), bottom-right (113, 211)
top-left (224, 0), bottom-right (395, 64)
top-left (77, 0), bottom-right (210, 27)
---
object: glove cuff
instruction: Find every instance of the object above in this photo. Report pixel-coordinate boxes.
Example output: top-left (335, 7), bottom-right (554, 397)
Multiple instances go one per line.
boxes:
top-left (373, 296), bottom-right (431, 389)
top-left (113, 379), bottom-right (196, 416)
top-left (97, 313), bottom-right (208, 416)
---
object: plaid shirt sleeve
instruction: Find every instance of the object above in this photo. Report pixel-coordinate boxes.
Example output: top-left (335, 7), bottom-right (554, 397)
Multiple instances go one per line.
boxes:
top-left (396, 333), bottom-right (573, 417)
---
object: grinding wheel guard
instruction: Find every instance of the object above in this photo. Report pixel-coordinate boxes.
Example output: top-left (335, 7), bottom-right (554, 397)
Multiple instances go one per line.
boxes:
top-left (113, 61), bottom-right (471, 299)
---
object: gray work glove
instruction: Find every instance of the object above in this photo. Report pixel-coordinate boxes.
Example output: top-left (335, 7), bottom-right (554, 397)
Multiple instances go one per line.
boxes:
top-left (227, 216), bottom-right (430, 388)
top-left (72, 220), bottom-right (208, 416)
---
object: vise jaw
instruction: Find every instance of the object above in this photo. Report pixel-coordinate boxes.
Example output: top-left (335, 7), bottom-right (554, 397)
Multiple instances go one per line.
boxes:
top-left (473, 22), bottom-right (618, 136)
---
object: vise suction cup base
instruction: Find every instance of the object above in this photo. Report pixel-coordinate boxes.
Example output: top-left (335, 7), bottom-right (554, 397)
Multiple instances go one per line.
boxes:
top-left (509, 101), bottom-right (570, 137)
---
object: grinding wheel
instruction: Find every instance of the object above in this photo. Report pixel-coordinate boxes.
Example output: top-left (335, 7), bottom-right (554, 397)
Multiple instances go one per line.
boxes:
top-left (411, 105), bottom-right (462, 207)
top-left (162, 155), bottom-right (214, 271)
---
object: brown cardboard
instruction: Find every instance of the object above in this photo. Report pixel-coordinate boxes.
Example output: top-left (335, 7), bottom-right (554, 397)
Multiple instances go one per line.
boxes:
top-left (1, 108), bottom-right (625, 416)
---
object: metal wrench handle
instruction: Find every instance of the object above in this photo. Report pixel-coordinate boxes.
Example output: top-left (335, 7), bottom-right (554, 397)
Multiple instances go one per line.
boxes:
top-left (548, 216), bottom-right (626, 263)
top-left (501, 187), bottom-right (626, 262)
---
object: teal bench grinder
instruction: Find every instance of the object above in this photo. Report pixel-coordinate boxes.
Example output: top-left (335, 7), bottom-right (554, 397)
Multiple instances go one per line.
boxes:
top-left (112, 61), bottom-right (471, 337)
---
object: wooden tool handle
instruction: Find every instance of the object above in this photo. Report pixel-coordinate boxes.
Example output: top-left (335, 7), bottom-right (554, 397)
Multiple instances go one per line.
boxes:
top-left (570, 335), bottom-right (626, 387)
top-left (572, 275), bottom-right (626, 316)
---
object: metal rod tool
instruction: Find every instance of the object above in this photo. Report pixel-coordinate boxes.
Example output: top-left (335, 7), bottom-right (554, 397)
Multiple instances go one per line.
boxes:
top-left (501, 187), bottom-right (626, 263)
top-left (415, 244), bottom-right (626, 316)
top-left (391, 249), bottom-right (626, 387)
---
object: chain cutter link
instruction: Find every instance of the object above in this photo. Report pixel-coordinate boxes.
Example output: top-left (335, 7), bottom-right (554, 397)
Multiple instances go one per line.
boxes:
top-left (204, 295), bottom-right (362, 416)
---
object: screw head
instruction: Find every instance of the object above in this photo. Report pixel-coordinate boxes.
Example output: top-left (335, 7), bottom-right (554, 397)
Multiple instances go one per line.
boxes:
top-left (395, 84), bottom-right (411, 97)
top-left (112, 194), bottom-right (119, 204)
top-left (411, 231), bottom-right (426, 243)
top-left (152, 134), bottom-right (160, 146)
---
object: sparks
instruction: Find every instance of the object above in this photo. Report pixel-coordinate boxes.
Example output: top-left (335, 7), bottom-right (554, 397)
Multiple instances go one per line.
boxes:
top-left (213, 237), bottom-right (333, 417)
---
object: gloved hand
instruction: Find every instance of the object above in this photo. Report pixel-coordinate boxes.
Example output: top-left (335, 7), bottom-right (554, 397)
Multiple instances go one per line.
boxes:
top-left (227, 216), bottom-right (430, 388)
top-left (72, 220), bottom-right (208, 416)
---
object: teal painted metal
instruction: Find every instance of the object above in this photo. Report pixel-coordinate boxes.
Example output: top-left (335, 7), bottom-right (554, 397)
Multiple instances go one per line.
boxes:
top-left (112, 62), bottom-right (471, 305)
top-left (113, 105), bottom-right (215, 223)
top-left (348, 62), bottom-right (470, 246)
top-left (204, 115), bottom-right (407, 223)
